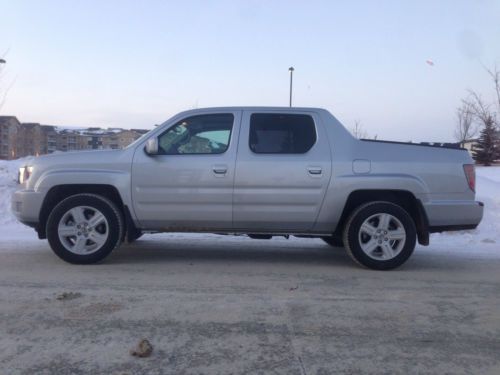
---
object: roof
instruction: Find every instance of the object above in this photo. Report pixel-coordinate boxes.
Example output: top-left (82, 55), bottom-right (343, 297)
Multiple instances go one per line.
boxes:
top-left (180, 106), bottom-right (325, 112)
top-left (166, 106), bottom-right (328, 122)
top-left (0, 116), bottom-right (20, 124)
top-left (20, 122), bottom-right (40, 129)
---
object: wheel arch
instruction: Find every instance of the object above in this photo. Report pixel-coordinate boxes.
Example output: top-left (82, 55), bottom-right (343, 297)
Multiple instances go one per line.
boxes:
top-left (38, 184), bottom-right (137, 240)
top-left (334, 189), bottom-right (429, 246)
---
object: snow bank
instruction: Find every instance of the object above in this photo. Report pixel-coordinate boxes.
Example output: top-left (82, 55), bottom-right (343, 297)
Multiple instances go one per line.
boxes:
top-left (431, 167), bottom-right (500, 246)
top-left (0, 157), bottom-right (33, 225)
top-left (0, 159), bottom-right (498, 249)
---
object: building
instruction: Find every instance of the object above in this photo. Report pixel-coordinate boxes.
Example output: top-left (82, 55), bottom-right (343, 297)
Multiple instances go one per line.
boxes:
top-left (16, 123), bottom-right (61, 156)
top-left (57, 129), bottom-right (81, 152)
top-left (461, 139), bottom-right (478, 154)
top-left (0, 116), bottom-right (20, 160)
top-left (0, 116), bottom-right (150, 159)
top-left (116, 129), bottom-right (148, 149)
top-left (79, 128), bottom-right (147, 150)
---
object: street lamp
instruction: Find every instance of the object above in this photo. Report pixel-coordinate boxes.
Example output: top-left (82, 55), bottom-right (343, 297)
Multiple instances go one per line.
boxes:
top-left (0, 59), bottom-right (6, 64)
top-left (288, 66), bottom-right (294, 107)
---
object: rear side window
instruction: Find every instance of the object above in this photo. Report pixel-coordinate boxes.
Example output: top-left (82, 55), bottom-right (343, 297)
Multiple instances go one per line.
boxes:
top-left (249, 113), bottom-right (316, 154)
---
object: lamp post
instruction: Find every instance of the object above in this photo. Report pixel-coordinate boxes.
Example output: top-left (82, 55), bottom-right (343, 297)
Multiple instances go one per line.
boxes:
top-left (288, 66), bottom-right (294, 107)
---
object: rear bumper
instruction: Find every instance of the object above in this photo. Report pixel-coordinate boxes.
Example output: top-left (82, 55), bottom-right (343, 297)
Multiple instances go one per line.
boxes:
top-left (423, 200), bottom-right (483, 230)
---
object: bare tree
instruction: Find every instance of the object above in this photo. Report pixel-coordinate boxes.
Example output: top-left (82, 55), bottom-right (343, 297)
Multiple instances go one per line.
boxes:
top-left (482, 63), bottom-right (500, 117)
top-left (351, 120), bottom-right (368, 139)
top-left (0, 56), bottom-right (6, 110)
top-left (466, 90), bottom-right (495, 127)
top-left (463, 84), bottom-right (499, 165)
top-left (0, 51), bottom-right (13, 112)
top-left (454, 100), bottom-right (477, 144)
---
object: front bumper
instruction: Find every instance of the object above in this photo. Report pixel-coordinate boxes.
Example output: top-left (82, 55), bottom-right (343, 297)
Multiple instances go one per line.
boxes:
top-left (423, 200), bottom-right (484, 230)
top-left (11, 189), bottom-right (44, 226)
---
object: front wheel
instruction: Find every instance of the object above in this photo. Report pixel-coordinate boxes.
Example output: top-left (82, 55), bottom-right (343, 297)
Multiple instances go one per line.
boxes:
top-left (46, 194), bottom-right (124, 264)
top-left (343, 201), bottom-right (416, 270)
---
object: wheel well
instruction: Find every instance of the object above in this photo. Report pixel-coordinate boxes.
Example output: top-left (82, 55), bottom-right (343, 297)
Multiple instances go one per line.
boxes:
top-left (335, 190), bottom-right (429, 246)
top-left (38, 184), bottom-right (126, 239)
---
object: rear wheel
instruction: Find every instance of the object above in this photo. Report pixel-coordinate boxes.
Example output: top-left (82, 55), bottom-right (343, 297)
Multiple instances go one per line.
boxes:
top-left (46, 194), bottom-right (124, 264)
top-left (343, 201), bottom-right (416, 270)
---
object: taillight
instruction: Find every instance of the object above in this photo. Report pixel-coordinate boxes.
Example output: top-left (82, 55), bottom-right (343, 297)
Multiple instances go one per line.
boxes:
top-left (463, 164), bottom-right (475, 192)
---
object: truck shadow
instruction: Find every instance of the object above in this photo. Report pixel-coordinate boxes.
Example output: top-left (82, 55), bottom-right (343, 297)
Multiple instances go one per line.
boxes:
top-left (105, 235), bottom-right (492, 272)
top-left (110, 236), bottom-right (355, 267)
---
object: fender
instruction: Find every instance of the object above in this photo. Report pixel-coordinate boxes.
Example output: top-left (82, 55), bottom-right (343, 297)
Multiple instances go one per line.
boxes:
top-left (35, 169), bottom-right (133, 209)
top-left (314, 173), bottom-right (429, 232)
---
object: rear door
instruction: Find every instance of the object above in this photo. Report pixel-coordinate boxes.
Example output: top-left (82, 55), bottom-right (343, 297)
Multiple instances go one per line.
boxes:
top-left (233, 110), bottom-right (332, 231)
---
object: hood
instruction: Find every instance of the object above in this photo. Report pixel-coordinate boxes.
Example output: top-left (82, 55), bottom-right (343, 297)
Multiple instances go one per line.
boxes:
top-left (35, 149), bottom-right (125, 163)
top-left (24, 148), bottom-right (135, 191)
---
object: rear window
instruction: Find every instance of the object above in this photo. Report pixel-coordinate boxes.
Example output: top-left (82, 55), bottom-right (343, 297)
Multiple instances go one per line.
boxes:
top-left (249, 113), bottom-right (316, 154)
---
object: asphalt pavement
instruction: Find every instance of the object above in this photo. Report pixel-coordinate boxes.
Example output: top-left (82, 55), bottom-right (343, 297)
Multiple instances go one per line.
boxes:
top-left (0, 234), bottom-right (499, 374)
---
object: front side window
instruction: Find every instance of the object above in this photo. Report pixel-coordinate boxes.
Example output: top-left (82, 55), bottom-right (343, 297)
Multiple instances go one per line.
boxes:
top-left (249, 113), bottom-right (316, 154)
top-left (158, 113), bottom-right (233, 155)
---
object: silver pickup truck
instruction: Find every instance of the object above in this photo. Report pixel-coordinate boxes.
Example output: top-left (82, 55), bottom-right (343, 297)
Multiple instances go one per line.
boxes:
top-left (12, 107), bottom-right (483, 269)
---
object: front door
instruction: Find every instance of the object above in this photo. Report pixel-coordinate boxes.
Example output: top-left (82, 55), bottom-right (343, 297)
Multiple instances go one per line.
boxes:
top-left (131, 111), bottom-right (241, 230)
top-left (233, 110), bottom-right (332, 232)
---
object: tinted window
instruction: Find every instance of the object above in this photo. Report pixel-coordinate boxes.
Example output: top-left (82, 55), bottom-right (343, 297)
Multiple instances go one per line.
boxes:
top-left (158, 114), bottom-right (233, 155)
top-left (249, 114), bottom-right (316, 154)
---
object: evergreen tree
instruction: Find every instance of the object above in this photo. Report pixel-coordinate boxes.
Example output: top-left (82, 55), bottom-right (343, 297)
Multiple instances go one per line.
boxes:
top-left (472, 116), bottom-right (499, 166)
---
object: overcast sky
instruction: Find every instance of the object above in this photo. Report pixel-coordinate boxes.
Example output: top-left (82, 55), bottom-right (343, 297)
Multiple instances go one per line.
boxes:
top-left (1, 0), bottom-right (499, 141)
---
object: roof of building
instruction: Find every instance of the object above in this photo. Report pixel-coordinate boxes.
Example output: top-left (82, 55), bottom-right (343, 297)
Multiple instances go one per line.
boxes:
top-left (20, 122), bottom-right (40, 129)
top-left (0, 116), bottom-right (21, 125)
top-left (2, 117), bottom-right (150, 136)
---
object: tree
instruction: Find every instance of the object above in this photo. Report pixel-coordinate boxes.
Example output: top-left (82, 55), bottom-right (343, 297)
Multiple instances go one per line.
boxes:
top-left (0, 57), bottom-right (6, 110)
top-left (483, 64), bottom-right (500, 114)
top-left (454, 101), bottom-right (477, 144)
top-left (0, 52), bottom-right (12, 111)
top-left (351, 120), bottom-right (368, 139)
top-left (472, 115), bottom-right (499, 166)
top-left (459, 64), bottom-right (500, 164)
top-left (466, 92), bottom-right (500, 165)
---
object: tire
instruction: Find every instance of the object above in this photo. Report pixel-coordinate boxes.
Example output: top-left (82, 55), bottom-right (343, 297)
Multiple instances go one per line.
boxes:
top-left (343, 201), bottom-right (416, 270)
top-left (46, 193), bottom-right (124, 264)
top-left (321, 236), bottom-right (344, 247)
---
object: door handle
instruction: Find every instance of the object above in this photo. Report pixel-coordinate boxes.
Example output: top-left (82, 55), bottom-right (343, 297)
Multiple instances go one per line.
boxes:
top-left (212, 166), bottom-right (228, 175)
top-left (307, 167), bottom-right (322, 175)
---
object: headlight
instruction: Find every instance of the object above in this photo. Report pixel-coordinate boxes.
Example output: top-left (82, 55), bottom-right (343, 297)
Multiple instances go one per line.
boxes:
top-left (18, 166), bottom-right (34, 184)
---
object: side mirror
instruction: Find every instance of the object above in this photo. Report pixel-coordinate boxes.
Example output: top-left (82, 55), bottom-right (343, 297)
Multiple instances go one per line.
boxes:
top-left (144, 137), bottom-right (159, 155)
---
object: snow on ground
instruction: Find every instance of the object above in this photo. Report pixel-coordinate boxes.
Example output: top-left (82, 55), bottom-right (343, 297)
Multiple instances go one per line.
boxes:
top-left (431, 166), bottom-right (500, 249)
top-left (0, 158), bottom-right (498, 251)
top-left (0, 157), bottom-right (32, 226)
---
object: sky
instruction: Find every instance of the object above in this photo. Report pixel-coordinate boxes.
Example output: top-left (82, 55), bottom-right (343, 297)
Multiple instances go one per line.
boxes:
top-left (1, 0), bottom-right (499, 141)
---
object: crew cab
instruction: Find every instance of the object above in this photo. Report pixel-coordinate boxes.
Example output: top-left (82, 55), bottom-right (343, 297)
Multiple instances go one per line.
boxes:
top-left (12, 107), bottom-right (484, 269)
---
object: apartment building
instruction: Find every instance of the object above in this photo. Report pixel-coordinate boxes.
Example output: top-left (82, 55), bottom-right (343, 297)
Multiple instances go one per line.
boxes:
top-left (0, 116), bottom-right (20, 159)
top-left (0, 116), bottom-right (149, 159)
top-left (79, 128), bottom-right (147, 150)
top-left (16, 123), bottom-right (58, 156)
